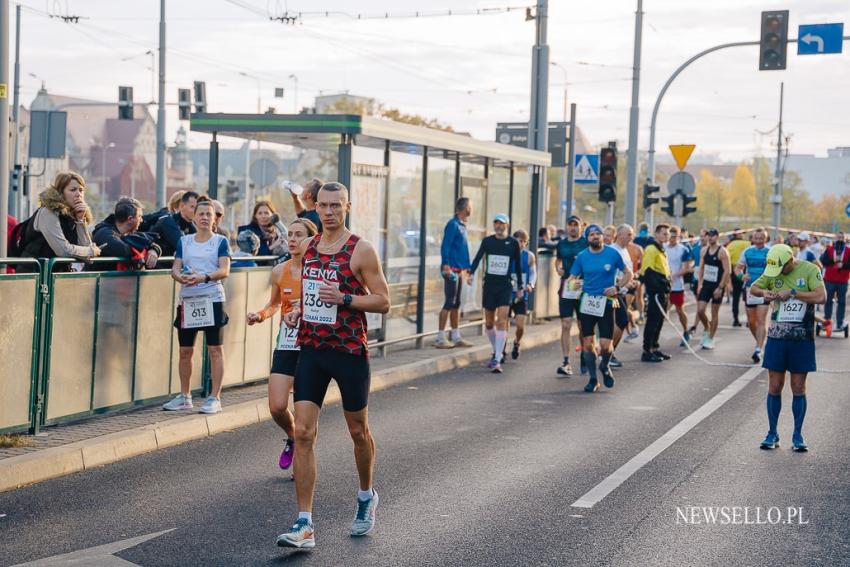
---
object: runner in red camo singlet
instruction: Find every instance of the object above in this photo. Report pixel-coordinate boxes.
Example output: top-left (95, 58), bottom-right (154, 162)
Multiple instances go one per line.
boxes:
top-left (277, 182), bottom-right (390, 550)
top-left (298, 233), bottom-right (368, 356)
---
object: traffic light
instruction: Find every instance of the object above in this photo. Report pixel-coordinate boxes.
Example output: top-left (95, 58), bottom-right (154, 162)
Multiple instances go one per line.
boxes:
top-left (10, 164), bottom-right (21, 193)
top-left (661, 193), bottom-right (676, 217)
top-left (118, 86), bottom-right (134, 120)
top-left (178, 88), bottom-right (191, 120)
top-left (759, 10), bottom-right (789, 71)
top-left (598, 145), bottom-right (617, 203)
top-left (643, 183), bottom-right (660, 209)
top-left (193, 81), bottom-right (207, 113)
top-left (682, 193), bottom-right (697, 217)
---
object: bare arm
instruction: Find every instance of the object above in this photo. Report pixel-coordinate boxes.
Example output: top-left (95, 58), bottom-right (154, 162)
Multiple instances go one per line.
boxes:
top-left (249, 263), bottom-right (284, 324)
top-left (350, 240), bottom-right (390, 314)
top-left (719, 248), bottom-right (732, 288)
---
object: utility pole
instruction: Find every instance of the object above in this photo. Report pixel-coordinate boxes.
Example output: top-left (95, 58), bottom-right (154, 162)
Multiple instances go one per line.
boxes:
top-left (155, 0), bottom-right (166, 208)
top-left (0, 0), bottom-right (10, 257)
top-left (772, 82), bottom-right (784, 241)
top-left (527, 0), bottom-right (549, 263)
top-left (624, 0), bottom-right (643, 227)
top-left (11, 3), bottom-right (20, 218)
top-left (566, 103), bottom-right (577, 217)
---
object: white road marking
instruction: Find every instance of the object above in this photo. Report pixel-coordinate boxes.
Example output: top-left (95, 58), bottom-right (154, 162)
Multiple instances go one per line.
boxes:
top-left (11, 529), bottom-right (174, 566)
top-left (571, 365), bottom-right (763, 509)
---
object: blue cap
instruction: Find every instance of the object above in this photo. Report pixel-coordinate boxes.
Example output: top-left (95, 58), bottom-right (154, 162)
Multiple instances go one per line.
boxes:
top-left (584, 224), bottom-right (603, 238)
top-left (493, 213), bottom-right (510, 224)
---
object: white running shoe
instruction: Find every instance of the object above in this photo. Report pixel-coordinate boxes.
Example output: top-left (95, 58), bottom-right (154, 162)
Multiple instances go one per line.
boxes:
top-left (350, 491), bottom-right (379, 536)
top-left (277, 518), bottom-right (315, 549)
top-left (162, 394), bottom-right (193, 411)
top-left (199, 396), bottom-right (222, 414)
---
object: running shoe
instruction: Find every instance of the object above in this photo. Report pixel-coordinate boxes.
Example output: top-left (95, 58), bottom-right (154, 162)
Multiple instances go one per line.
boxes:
top-left (679, 331), bottom-right (691, 348)
top-left (627, 328), bottom-right (640, 340)
top-left (556, 363), bottom-right (573, 377)
top-left (492, 362), bottom-right (503, 374)
top-left (703, 338), bottom-right (715, 350)
top-left (279, 438), bottom-right (295, 470)
top-left (433, 337), bottom-right (455, 349)
top-left (350, 491), bottom-right (379, 536)
top-left (602, 371), bottom-right (615, 389)
top-left (500, 351), bottom-right (507, 365)
top-left (277, 518), bottom-right (315, 549)
top-left (453, 338), bottom-right (474, 348)
top-left (641, 352), bottom-right (663, 363)
top-left (584, 379), bottom-right (600, 393)
top-left (486, 357), bottom-right (498, 370)
top-left (824, 320), bottom-right (833, 338)
top-left (792, 434), bottom-right (808, 452)
top-left (511, 342), bottom-right (520, 360)
top-left (609, 355), bottom-right (623, 368)
top-left (732, 319), bottom-right (742, 327)
top-left (688, 325), bottom-right (697, 335)
top-left (654, 350), bottom-right (672, 361)
top-left (199, 396), bottom-right (222, 414)
top-left (162, 394), bottom-right (193, 411)
top-left (700, 332), bottom-right (710, 349)
top-left (751, 349), bottom-right (761, 364)
top-left (760, 432), bottom-right (780, 450)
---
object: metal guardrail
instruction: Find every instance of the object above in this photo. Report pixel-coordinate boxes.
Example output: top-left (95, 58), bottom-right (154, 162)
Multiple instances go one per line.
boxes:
top-left (0, 252), bottom-right (562, 434)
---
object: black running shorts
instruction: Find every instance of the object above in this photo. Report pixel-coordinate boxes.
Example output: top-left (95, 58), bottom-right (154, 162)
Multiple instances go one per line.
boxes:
top-left (271, 349), bottom-right (299, 376)
top-left (698, 284), bottom-right (724, 305)
top-left (294, 345), bottom-right (371, 412)
top-left (482, 281), bottom-right (513, 311)
top-left (174, 302), bottom-right (228, 347)
top-left (577, 300), bottom-right (615, 340)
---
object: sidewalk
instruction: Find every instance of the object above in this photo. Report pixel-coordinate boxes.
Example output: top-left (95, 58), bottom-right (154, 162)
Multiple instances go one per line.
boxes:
top-left (0, 320), bottom-right (563, 492)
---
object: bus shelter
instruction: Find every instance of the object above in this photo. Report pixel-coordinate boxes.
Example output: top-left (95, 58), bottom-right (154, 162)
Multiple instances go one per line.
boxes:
top-left (190, 113), bottom-right (552, 346)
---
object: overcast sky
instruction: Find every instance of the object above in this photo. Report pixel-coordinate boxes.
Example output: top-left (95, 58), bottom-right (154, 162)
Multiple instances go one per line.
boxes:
top-left (15, 0), bottom-right (850, 161)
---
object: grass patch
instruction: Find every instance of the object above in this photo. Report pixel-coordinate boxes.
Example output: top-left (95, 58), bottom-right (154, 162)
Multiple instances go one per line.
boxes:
top-left (0, 434), bottom-right (32, 448)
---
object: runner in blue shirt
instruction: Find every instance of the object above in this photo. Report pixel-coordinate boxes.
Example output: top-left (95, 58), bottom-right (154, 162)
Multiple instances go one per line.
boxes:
top-left (567, 224), bottom-right (632, 392)
top-left (735, 227), bottom-right (771, 363)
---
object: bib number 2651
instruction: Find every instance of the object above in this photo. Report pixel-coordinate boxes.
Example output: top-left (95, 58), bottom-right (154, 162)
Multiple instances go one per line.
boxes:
top-left (302, 279), bottom-right (339, 324)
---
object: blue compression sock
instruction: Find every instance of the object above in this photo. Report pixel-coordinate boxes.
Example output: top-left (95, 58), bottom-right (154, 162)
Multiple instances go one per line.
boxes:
top-left (766, 393), bottom-right (782, 435)
top-left (792, 395), bottom-right (807, 437)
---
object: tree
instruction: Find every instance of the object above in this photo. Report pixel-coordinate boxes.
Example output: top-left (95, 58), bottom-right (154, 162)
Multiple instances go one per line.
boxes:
top-left (752, 157), bottom-right (773, 222)
top-left (779, 171), bottom-right (813, 230)
top-left (730, 163), bottom-right (757, 221)
top-left (695, 169), bottom-right (729, 225)
top-left (324, 97), bottom-right (454, 132)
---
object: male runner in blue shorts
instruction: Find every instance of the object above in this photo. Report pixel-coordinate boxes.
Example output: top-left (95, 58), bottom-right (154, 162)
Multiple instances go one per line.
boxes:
top-left (749, 244), bottom-right (826, 452)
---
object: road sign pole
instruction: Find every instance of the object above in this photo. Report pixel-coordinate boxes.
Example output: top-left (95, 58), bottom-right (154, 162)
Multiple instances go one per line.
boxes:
top-left (528, 0), bottom-right (549, 265)
top-left (772, 82), bottom-right (784, 241)
top-left (565, 102), bottom-right (577, 219)
top-left (624, 0), bottom-right (643, 227)
top-left (155, 0), bottom-right (167, 209)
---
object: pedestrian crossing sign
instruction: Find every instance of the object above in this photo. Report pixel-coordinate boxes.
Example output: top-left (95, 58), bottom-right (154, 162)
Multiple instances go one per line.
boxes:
top-left (574, 154), bottom-right (599, 185)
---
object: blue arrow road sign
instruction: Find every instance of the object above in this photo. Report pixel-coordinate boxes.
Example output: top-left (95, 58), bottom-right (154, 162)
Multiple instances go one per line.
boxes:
top-left (845, 201), bottom-right (850, 218)
top-left (798, 23), bottom-right (844, 55)
top-left (574, 154), bottom-right (599, 185)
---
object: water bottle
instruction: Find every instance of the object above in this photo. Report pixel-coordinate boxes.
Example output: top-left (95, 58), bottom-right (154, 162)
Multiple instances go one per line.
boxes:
top-left (283, 180), bottom-right (303, 196)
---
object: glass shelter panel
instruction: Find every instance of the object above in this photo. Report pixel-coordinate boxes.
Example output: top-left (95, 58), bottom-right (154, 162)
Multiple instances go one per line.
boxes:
top-left (512, 166), bottom-right (532, 242)
top-left (385, 150), bottom-right (423, 340)
top-left (423, 156), bottom-right (457, 333)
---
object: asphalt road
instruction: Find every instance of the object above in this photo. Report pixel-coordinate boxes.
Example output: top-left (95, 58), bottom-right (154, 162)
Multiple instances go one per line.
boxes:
top-left (2, 305), bottom-right (849, 566)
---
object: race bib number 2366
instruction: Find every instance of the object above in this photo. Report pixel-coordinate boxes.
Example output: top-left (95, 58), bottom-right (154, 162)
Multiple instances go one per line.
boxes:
top-left (302, 279), bottom-right (338, 324)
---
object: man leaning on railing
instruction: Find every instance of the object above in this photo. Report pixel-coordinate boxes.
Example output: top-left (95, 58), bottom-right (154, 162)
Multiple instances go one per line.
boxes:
top-left (92, 197), bottom-right (162, 271)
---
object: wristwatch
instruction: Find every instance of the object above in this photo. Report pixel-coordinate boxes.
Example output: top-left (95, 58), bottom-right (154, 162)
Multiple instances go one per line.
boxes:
top-left (790, 288), bottom-right (797, 298)
top-left (342, 294), bottom-right (353, 307)
top-left (204, 274), bottom-right (211, 284)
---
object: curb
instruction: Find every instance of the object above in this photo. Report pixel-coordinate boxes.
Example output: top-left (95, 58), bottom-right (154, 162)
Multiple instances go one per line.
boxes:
top-left (0, 323), bottom-right (563, 493)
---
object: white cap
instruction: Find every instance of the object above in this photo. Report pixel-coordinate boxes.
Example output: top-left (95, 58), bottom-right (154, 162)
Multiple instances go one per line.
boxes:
top-left (798, 231), bottom-right (811, 241)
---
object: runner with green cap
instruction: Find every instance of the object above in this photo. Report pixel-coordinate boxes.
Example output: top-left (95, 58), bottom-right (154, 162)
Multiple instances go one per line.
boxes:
top-left (749, 243), bottom-right (826, 452)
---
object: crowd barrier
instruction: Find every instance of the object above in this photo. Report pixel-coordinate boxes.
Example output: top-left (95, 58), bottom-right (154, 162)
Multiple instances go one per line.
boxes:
top-left (0, 254), bottom-right (562, 434)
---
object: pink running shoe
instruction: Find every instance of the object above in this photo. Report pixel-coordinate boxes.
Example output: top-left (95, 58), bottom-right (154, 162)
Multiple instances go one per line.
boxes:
top-left (279, 438), bottom-right (295, 470)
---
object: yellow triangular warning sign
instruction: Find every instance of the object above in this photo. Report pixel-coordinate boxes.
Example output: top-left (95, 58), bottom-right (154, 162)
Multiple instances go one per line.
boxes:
top-left (669, 144), bottom-right (696, 170)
